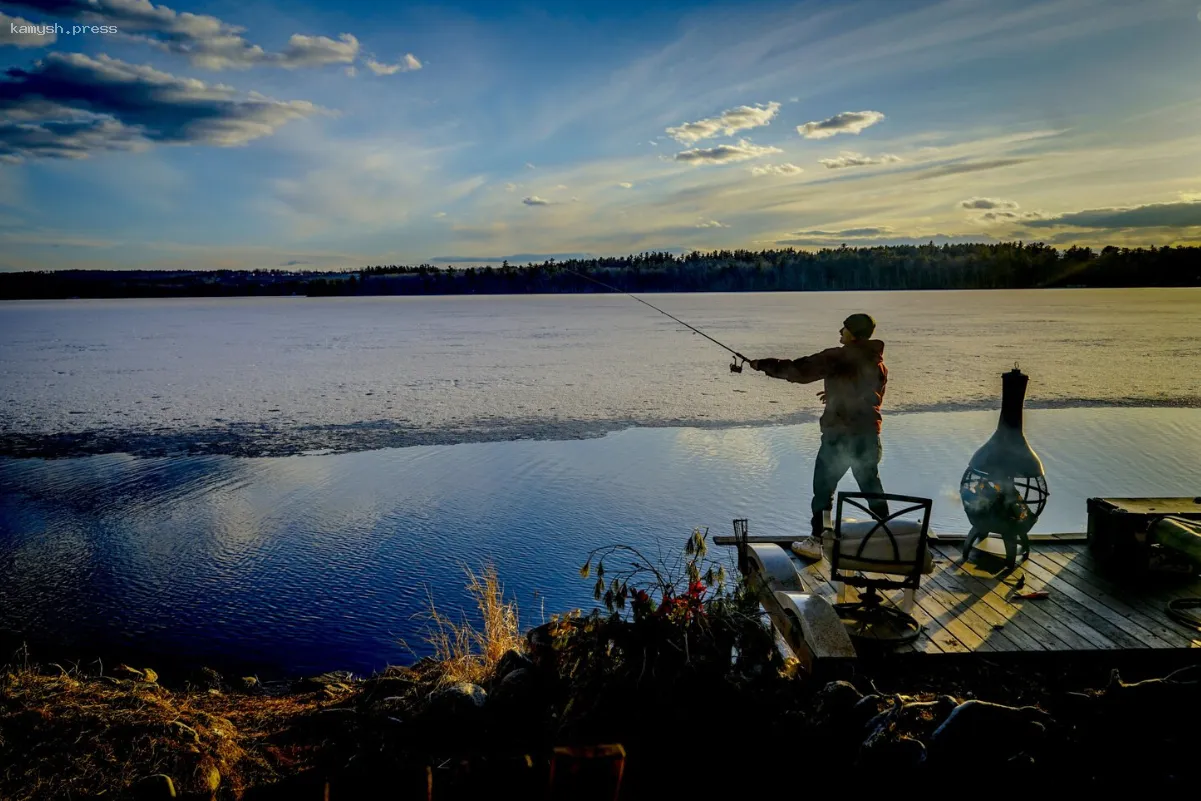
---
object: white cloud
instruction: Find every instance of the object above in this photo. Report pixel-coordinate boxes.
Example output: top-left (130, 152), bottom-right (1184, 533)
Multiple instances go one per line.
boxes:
top-left (344, 66), bottom-right (357, 77)
top-left (666, 101), bottom-right (781, 144)
top-left (750, 162), bottom-right (804, 176)
top-left (618, 182), bottom-right (634, 188)
top-left (818, 151), bottom-right (902, 169)
top-left (277, 33), bottom-right (360, 69)
top-left (673, 139), bottom-right (783, 165)
top-left (555, 184), bottom-right (568, 190)
top-left (522, 196), bottom-right (551, 206)
top-left (696, 219), bottom-right (728, 228)
top-left (1180, 191), bottom-right (1201, 202)
top-left (960, 197), bottom-right (1019, 210)
top-left (0, 1), bottom-right (417, 72)
top-left (797, 110), bottom-right (885, 139)
top-left (504, 183), bottom-right (519, 192)
top-left (433, 211), bottom-right (447, 218)
top-left (1, 11), bottom-right (55, 47)
top-left (525, 162), bottom-right (536, 169)
top-left (365, 53), bottom-right (423, 75)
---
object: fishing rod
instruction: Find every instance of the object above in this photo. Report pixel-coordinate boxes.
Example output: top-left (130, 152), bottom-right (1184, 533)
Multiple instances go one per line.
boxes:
top-left (561, 267), bottom-right (750, 372)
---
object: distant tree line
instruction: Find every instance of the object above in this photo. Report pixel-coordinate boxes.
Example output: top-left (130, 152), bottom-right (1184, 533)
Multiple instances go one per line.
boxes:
top-left (2, 243), bottom-right (1197, 300)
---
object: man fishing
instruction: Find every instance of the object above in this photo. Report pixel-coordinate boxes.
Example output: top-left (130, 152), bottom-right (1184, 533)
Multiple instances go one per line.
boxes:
top-left (749, 313), bottom-right (889, 560)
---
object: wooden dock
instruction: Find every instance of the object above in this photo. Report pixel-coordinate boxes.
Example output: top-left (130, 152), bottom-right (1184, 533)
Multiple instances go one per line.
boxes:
top-left (717, 535), bottom-right (1201, 657)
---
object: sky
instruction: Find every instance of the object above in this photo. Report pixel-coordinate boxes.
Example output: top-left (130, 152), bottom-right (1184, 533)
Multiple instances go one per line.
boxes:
top-left (1, 0), bottom-right (1200, 272)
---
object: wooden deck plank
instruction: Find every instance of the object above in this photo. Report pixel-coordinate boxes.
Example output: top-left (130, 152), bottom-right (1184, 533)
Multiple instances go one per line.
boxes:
top-left (1023, 551), bottom-right (1188, 649)
top-left (922, 562), bottom-right (1051, 652)
top-left (1017, 557), bottom-right (1169, 649)
top-left (944, 545), bottom-right (1134, 650)
top-left (1056, 544), bottom-right (1201, 606)
top-left (928, 545), bottom-right (1105, 651)
top-left (1034, 548), bottom-right (1201, 648)
top-left (910, 578), bottom-right (1016, 653)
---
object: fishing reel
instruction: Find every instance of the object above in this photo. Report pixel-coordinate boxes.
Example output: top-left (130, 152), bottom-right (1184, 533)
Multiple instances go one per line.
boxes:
top-left (730, 356), bottom-right (747, 373)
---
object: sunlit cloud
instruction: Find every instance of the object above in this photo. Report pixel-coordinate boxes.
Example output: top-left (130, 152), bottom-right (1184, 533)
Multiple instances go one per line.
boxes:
top-left (0, 0), bottom-right (403, 71)
top-left (696, 219), bottom-right (728, 228)
top-left (818, 151), bottom-right (902, 169)
top-left (618, 182), bottom-right (634, 188)
top-left (666, 101), bottom-right (781, 144)
top-left (797, 110), bottom-right (885, 139)
top-left (365, 54), bottom-right (422, 75)
top-left (750, 163), bottom-right (804, 176)
top-left (673, 139), bottom-right (782, 165)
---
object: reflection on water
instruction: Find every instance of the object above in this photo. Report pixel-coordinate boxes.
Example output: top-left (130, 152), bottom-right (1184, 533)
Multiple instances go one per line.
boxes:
top-left (2, 408), bottom-right (1198, 677)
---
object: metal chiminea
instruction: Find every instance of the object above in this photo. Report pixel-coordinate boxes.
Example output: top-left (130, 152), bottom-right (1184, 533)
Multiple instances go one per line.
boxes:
top-left (959, 366), bottom-right (1049, 568)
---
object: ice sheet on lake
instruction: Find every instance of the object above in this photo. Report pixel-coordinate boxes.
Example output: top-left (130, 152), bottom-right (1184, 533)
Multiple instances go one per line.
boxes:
top-left (1, 289), bottom-right (1199, 457)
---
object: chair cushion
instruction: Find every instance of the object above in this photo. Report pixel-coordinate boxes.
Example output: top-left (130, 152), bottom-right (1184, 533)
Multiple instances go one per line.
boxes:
top-left (824, 519), bottom-right (933, 575)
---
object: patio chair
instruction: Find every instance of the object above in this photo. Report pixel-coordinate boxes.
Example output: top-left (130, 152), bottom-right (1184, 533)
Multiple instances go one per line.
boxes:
top-left (825, 491), bottom-right (934, 647)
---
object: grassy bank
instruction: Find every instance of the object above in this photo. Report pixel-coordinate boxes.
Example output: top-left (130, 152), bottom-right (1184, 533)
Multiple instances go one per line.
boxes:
top-left (3, 538), bottom-right (1199, 799)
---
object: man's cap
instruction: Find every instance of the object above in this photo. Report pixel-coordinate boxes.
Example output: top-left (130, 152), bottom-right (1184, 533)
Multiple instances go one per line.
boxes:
top-left (843, 313), bottom-right (876, 339)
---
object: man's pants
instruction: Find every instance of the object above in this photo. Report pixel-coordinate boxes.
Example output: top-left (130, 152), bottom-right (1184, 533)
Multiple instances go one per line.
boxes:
top-left (811, 432), bottom-right (888, 536)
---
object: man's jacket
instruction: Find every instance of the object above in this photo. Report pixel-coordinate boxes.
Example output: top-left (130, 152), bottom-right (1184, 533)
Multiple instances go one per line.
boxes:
top-left (757, 340), bottom-right (887, 435)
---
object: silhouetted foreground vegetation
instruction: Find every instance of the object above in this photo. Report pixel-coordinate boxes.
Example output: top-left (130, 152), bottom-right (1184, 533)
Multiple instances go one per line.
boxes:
top-left (3, 243), bottom-right (1198, 300)
top-left (4, 535), bottom-right (1199, 799)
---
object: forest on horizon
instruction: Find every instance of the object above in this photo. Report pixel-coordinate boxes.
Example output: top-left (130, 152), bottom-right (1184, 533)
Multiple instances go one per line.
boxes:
top-left (1, 241), bottom-right (1198, 300)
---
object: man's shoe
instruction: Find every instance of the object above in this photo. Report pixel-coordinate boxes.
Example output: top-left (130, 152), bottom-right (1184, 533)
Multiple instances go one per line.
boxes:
top-left (790, 535), bottom-right (825, 561)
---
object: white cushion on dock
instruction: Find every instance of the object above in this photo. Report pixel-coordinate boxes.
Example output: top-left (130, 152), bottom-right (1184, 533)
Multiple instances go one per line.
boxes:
top-left (825, 519), bottom-right (933, 575)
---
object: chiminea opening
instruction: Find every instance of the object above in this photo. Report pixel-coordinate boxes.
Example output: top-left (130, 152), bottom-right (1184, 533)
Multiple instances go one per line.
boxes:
top-left (959, 366), bottom-right (1049, 567)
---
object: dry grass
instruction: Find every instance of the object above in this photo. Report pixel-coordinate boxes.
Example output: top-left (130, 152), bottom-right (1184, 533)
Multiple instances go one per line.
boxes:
top-left (414, 563), bottom-right (525, 687)
top-left (0, 664), bottom-right (328, 800)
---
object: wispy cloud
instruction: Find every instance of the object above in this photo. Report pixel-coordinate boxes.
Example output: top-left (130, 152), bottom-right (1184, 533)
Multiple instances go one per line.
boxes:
top-left (750, 162), bottom-right (803, 176)
top-left (819, 151), bottom-right (902, 169)
top-left (666, 102), bottom-right (781, 144)
top-left (974, 210), bottom-right (1047, 223)
top-left (618, 182), bottom-right (634, 188)
top-left (793, 226), bottom-right (895, 237)
top-left (1026, 201), bottom-right (1201, 229)
top-left (959, 197), bottom-right (1019, 210)
top-left (696, 219), bottom-right (728, 228)
top-left (674, 139), bottom-right (782, 165)
top-left (797, 110), bottom-right (885, 139)
top-left (913, 158), bottom-right (1031, 180)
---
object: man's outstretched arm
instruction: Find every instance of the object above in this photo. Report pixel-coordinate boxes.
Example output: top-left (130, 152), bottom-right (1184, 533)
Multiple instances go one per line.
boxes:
top-left (750, 348), bottom-right (842, 384)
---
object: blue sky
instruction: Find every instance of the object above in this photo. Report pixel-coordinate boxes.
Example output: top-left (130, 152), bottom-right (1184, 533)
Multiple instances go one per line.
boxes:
top-left (1, 0), bottom-right (1200, 271)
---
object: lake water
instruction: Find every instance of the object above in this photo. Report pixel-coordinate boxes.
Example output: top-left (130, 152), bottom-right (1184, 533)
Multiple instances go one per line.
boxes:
top-left (1, 291), bottom-right (1199, 677)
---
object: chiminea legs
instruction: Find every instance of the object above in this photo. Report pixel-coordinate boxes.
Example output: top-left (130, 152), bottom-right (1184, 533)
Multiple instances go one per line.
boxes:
top-left (960, 525), bottom-right (1031, 569)
top-left (959, 525), bottom-right (987, 565)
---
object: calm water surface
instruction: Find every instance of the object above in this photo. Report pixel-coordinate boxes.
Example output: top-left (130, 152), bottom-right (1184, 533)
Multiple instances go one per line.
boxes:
top-left (3, 407), bottom-right (1198, 677)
